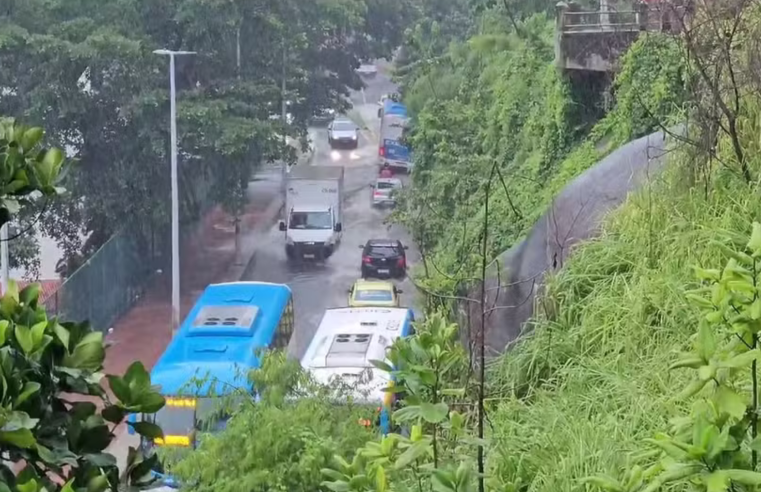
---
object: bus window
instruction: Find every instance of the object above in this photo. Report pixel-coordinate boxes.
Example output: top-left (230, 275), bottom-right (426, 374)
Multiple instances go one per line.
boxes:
top-left (273, 298), bottom-right (294, 349)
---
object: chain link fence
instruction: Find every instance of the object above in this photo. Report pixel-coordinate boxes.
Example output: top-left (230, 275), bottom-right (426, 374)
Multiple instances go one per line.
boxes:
top-left (44, 166), bottom-right (217, 332)
top-left (45, 221), bottom-right (169, 332)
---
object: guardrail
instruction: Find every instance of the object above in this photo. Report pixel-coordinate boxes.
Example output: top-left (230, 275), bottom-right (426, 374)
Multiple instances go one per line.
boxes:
top-left (556, 1), bottom-right (691, 34)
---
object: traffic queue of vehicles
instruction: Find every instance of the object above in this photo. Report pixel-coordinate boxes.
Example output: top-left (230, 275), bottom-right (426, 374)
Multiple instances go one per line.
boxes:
top-left (131, 100), bottom-right (416, 489)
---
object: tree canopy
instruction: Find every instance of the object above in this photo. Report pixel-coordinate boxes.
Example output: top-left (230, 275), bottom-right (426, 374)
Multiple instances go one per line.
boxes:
top-left (0, 0), bottom-right (415, 273)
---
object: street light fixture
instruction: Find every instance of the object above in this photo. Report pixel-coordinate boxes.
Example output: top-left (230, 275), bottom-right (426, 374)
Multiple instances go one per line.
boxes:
top-left (154, 48), bottom-right (196, 337)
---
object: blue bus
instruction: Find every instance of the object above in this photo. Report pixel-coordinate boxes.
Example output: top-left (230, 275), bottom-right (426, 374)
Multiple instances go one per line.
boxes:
top-left (379, 100), bottom-right (412, 173)
top-left (299, 307), bottom-right (415, 435)
top-left (129, 281), bottom-right (295, 487)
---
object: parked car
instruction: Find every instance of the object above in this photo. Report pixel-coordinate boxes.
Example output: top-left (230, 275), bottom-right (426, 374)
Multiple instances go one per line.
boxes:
top-left (371, 178), bottom-right (402, 207)
top-left (328, 118), bottom-right (360, 149)
top-left (360, 239), bottom-right (408, 279)
top-left (347, 279), bottom-right (402, 307)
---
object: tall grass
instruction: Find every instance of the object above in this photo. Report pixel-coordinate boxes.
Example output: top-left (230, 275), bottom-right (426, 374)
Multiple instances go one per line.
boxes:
top-left (488, 150), bottom-right (761, 490)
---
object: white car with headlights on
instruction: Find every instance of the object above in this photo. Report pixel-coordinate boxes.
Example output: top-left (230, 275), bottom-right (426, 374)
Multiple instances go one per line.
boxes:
top-left (328, 118), bottom-right (360, 149)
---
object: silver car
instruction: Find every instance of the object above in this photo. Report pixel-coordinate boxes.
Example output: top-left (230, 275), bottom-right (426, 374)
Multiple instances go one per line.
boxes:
top-left (328, 118), bottom-right (359, 149)
top-left (371, 178), bottom-right (402, 207)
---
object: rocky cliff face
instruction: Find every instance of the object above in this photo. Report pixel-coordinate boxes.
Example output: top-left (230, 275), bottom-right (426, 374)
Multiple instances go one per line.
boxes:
top-left (460, 128), bottom-right (681, 356)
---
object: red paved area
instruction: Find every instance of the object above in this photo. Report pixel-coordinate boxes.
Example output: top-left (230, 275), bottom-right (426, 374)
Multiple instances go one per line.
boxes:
top-left (103, 198), bottom-right (276, 379)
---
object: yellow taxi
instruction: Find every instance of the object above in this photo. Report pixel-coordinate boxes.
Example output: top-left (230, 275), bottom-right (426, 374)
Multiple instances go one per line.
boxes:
top-left (347, 279), bottom-right (401, 307)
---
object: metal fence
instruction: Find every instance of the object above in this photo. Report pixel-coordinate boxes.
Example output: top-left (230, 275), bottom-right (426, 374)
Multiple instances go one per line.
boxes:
top-left (44, 165), bottom-right (217, 332)
top-left (46, 221), bottom-right (169, 332)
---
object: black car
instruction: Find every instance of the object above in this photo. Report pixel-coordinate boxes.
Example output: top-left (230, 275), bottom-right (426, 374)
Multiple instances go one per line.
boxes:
top-left (360, 239), bottom-right (408, 279)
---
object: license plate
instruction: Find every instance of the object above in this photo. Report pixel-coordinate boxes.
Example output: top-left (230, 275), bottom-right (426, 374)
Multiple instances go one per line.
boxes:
top-left (304, 253), bottom-right (315, 258)
top-left (378, 269), bottom-right (390, 274)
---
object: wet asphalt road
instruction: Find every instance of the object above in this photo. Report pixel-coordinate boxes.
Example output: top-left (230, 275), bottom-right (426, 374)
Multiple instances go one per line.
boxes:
top-left (242, 70), bottom-right (420, 359)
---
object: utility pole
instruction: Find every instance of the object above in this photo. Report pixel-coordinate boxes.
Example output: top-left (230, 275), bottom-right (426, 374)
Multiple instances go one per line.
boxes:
top-left (154, 49), bottom-right (196, 337)
top-left (600, 0), bottom-right (610, 27)
top-left (0, 223), bottom-right (8, 294)
top-left (281, 40), bottom-right (288, 196)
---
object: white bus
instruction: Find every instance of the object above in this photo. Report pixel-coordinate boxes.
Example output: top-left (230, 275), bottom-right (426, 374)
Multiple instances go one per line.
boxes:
top-left (300, 307), bottom-right (415, 433)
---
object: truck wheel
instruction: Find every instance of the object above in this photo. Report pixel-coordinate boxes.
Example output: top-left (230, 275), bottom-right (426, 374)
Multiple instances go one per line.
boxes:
top-left (285, 247), bottom-right (295, 260)
top-left (325, 245), bottom-right (334, 258)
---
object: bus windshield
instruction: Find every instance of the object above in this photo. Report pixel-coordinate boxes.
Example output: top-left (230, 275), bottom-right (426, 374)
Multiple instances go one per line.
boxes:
top-left (150, 397), bottom-right (233, 446)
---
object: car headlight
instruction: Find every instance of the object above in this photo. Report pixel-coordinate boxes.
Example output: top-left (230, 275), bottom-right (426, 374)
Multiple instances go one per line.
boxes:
top-left (351, 135), bottom-right (357, 140)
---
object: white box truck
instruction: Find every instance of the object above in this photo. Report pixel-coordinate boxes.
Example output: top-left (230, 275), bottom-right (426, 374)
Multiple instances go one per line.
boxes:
top-left (279, 166), bottom-right (344, 260)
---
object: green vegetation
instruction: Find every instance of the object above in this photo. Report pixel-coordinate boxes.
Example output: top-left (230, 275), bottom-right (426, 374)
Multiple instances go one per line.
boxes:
top-left (0, 0), bottom-right (412, 275)
top-left (393, 6), bottom-right (686, 296)
top-left (1, 119), bottom-right (166, 492)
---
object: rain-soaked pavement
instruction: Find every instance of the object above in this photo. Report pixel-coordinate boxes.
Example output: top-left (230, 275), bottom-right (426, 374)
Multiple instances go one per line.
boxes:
top-left (242, 71), bottom-right (419, 359)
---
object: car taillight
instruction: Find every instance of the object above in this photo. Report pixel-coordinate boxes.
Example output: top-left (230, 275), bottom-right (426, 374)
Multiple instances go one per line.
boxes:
top-left (374, 190), bottom-right (383, 197)
top-left (379, 146), bottom-right (385, 157)
top-left (363, 256), bottom-right (373, 264)
top-left (397, 257), bottom-right (406, 268)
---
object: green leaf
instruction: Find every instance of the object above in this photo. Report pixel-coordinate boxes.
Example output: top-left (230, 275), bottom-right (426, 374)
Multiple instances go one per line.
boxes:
top-left (750, 436), bottom-right (761, 453)
top-left (431, 469), bottom-right (457, 492)
top-left (130, 421), bottom-right (164, 439)
top-left (0, 428), bottom-right (36, 448)
top-left (101, 405), bottom-right (127, 424)
top-left (18, 283), bottom-right (40, 306)
top-left (752, 298), bottom-right (761, 320)
top-left (440, 387), bottom-right (466, 397)
top-left (420, 402), bottom-right (448, 424)
top-left (65, 331), bottom-right (105, 370)
top-left (16, 479), bottom-right (38, 492)
top-left (5, 280), bottom-right (19, 302)
top-left (697, 322), bottom-right (716, 360)
top-left (748, 222), bottom-right (761, 256)
top-left (393, 405), bottom-right (421, 422)
top-left (320, 469), bottom-right (346, 481)
top-left (83, 453), bottom-right (117, 468)
top-left (714, 386), bottom-right (746, 420)
top-left (725, 469), bottom-right (761, 485)
top-left (124, 360), bottom-right (151, 391)
top-left (321, 480), bottom-right (350, 492)
top-left (86, 474), bottom-right (110, 492)
top-left (704, 471), bottom-right (729, 492)
top-left (676, 378), bottom-right (708, 400)
top-left (14, 382), bottom-right (41, 407)
top-left (53, 322), bottom-right (70, 350)
top-left (19, 127), bottom-right (43, 152)
top-left (14, 325), bottom-right (34, 354)
top-left (722, 349), bottom-right (761, 368)
top-left (30, 321), bottom-right (46, 349)
top-left (693, 267), bottom-right (721, 281)
top-left (36, 147), bottom-right (64, 187)
top-left (394, 440), bottom-right (430, 469)
top-left (670, 356), bottom-right (705, 370)
top-left (0, 319), bottom-right (9, 345)
top-left (134, 392), bottom-right (165, 413)
top-left (370, 359), bottom-right (394, 372)
top-left (580, 476), bottom-right (624, 492)
top-left (375, 464), bottom-right (388, 492)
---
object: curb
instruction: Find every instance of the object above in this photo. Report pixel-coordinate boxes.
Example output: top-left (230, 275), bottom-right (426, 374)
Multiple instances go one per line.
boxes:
top-left (231, 144), bottom-right (316, 281)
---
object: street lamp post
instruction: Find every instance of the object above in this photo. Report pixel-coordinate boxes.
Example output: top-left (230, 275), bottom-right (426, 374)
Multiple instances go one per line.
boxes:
top-left (0, 223), bottom-right (8, 293)
top-left (154, 49), bottom-right (196, 337)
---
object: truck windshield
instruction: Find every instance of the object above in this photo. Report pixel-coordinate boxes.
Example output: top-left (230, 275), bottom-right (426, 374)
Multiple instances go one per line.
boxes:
top-left (289, 211), bottom-right (332, 230)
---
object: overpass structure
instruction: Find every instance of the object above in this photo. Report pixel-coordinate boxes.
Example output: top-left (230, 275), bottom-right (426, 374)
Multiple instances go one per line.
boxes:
top-left (554, 0), bottom-right (691, 72)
